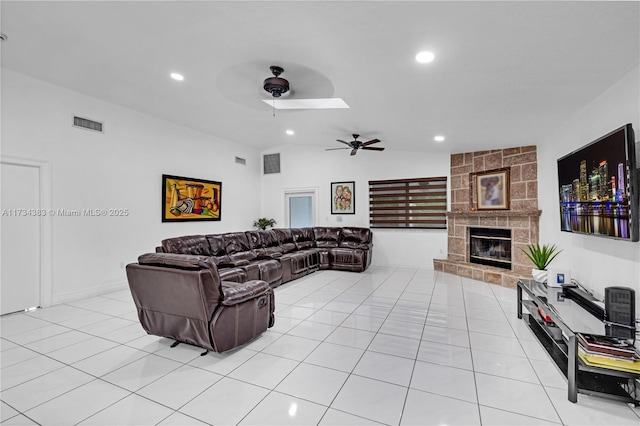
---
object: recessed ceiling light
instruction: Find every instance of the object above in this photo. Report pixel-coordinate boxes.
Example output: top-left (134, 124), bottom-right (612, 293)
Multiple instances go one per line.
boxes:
top-left (434, 135), bottom-right (445, 142)
top-left (416, 51), bottom-right (435, 63)
top-left (286, 129), bottom-right (294, 135)
top-left (170, 73), bottom-right (184, 81)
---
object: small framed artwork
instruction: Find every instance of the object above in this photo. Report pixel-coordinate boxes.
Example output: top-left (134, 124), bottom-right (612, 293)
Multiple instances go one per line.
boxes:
top-left (475, 168), bottom-right (510, 210)
top-left (162, 174), bottom-right (222, 222)
top-left (331, 181), bottom-right (355, 214)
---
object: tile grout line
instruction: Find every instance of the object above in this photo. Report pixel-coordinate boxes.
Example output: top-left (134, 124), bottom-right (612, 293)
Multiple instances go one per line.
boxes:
top-left (396, 268), bottom-right (435, 425)
top-left (489, 278), bottom-right (567, 425)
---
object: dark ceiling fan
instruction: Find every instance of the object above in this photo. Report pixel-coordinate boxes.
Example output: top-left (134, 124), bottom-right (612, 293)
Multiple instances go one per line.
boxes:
top-left (325, 134), bottom-right (385, 156)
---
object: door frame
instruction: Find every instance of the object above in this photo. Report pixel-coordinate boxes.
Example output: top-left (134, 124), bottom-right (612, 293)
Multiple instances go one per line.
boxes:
top-left (1, 156), bottom-right (53, 308)
top-left (283, 187), bottom-right (318, 228)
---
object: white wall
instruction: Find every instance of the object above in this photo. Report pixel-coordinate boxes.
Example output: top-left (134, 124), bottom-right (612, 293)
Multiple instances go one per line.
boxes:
top-left (1, 69), bottom-right (261, 304)
top-left (260, 145), bottom-right (450, 268)
top-left (537, 65), bottom-right (640, 311)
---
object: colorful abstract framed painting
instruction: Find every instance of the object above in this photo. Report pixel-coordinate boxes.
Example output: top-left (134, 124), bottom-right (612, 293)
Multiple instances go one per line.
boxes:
top-left (331, 181), bottom-right (355, 214)
top-left (475, 168), bottom-right (510, 210)
top-left (162, 174), bottom-right (222, 222)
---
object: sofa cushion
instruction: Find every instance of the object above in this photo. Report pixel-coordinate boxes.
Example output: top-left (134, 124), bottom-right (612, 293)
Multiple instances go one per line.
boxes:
top-left (205, 234), bottom-right (231, 266)
top-left (246, 230), bottom-right (283, 258)
top-left (338, 227), bottom-right (373, 250)
top-left (245, 230), bottom-right (261, 249)
top-left (292, 228), bottom-right (316, 250)
top-left (313, 227), bottom-right (341, 248)
top-left (273, 228), bottom-right (296, 253)
top-left (218, 267), bottom-right (247, 283)
top-left (223, 232), bottom-right (257, 263)
top-left (161, 235), bottom-right (211, 256)
top-left (258, 230), bottom-right (284, 255)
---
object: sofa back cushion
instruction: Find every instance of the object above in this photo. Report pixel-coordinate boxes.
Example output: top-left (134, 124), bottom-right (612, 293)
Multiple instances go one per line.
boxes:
top-left (313, 227), bottom-right (341, 248)
top-left (223, 232), bottom-right (257, 263)
top-left (273, 228), bottom-right (296, 253)
top-left (205, 234), bottom-right (231, 266)
top-left (244, 231), bottom-right (262, 250)
top-left (339, 227), bottom-right (373, 249)
top-left (161, 235), bottom-right (211, 256)
top-left (292, 227), bottom-right (316, 250)
top-left (256, 230), bottom-right (284, 257)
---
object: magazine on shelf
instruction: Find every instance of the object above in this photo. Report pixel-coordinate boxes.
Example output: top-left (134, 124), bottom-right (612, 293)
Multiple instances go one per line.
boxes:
top-left (577, 333), bottom-right (638, 358)
top-left (578, 347), bottom-right (640, 374)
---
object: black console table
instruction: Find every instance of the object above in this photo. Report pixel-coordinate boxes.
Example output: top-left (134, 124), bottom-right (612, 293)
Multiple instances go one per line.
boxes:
top-left (517, 279), bottom-right (639, 405)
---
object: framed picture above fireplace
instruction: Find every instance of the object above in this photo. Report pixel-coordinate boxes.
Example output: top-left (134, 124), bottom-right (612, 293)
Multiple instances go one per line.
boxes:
top-left (475, 168), bottom-right (510, 210)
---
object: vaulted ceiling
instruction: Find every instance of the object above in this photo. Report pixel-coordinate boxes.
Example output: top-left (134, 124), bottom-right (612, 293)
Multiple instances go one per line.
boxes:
top-left (2, 1), bottom-right (638, 153)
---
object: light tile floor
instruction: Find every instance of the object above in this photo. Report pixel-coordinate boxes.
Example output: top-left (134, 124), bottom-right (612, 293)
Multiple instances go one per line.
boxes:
top-left (1, 268), bottom-right (639, 425)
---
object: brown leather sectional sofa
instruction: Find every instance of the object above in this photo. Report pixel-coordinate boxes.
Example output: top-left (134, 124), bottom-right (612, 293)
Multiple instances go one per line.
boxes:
top-left (126, 227), bottom-right (372, 352)
top-left (157, 226), bottom-right (373, 287)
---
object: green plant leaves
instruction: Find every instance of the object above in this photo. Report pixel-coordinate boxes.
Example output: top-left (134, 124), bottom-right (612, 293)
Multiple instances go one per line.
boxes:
top-left (253, 218), bottom-right (277, 230)
top-left (522, 243), bottom-right (562, 270)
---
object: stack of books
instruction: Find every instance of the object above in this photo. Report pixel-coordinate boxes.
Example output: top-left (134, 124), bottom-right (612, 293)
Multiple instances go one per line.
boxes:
top-left (577, 333), bottom-right (640, 374)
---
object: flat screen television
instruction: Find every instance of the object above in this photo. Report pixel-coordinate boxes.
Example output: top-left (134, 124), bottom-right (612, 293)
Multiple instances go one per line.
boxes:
top-left (557, 124), bottom-right (638, 242)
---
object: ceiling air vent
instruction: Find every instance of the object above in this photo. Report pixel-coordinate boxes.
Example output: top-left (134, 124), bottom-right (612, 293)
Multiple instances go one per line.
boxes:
top-left (235, 156), bottom-right (246, 165)
top-left (263, 153), bottom-right (281, 174)
top-left (73, 116), bottom-right (104, 133)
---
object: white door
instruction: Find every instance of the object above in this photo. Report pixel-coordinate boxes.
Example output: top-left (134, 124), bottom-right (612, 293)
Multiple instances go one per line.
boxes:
top-left (285, 190), bottom-right (316, 228)
top-left (1, 162), bottom-right (41, 314)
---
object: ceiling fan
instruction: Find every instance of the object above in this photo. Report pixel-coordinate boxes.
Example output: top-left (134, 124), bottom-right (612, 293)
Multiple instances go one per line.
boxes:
top-left (326, 134), bottom-right (386, 156)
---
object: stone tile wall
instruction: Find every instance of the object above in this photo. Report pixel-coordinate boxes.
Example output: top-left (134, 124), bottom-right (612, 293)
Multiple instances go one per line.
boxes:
top-left (450, 146), bottom-right (538, 212)
top-left (435, 146), bottom-right (541, 288)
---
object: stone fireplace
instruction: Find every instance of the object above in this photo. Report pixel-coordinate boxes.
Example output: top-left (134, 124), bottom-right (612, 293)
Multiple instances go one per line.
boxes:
top-left (434, 146), bottom-right (541, 287)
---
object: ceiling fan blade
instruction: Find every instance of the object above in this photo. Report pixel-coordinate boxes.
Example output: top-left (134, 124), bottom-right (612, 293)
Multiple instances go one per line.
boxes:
top-left (361, 139), bottom-right (381, 146)
top-left (325, 147), bottom-right (350, 151)
top-left (350, 148), bottom-right (358, 156)
top-left (362, 146), bottom-right (385, 151)
top-left (336, 139), bottom-right (352, 147)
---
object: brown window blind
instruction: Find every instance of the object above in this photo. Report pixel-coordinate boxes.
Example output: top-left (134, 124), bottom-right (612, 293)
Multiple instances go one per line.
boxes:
top-left (368, 177), bottom-right (447, 229)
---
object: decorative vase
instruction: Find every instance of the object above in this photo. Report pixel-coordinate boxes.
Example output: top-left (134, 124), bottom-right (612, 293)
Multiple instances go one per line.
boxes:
top-left (532, 268), bottom-right (547, 283)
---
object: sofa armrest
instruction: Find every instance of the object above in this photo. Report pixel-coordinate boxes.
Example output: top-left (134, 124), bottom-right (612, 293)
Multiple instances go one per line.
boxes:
top-left (221, 280), bottom-right (271, 306)
top-left (338, 241), bottom-right (372, 250)
top-left (220, 259), bottom-right (250, 268)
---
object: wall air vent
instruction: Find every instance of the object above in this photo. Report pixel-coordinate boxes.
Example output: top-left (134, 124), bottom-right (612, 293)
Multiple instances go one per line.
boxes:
top-left (73, 116), bottom-right (104, 133)
top-left (235, 156), bottom-right (246, 165)
top-left (263, 153), bottom-right (281, 174)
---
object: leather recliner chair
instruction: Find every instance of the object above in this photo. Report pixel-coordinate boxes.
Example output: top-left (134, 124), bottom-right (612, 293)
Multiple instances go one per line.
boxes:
top-left (126, 253), bottom-right (274, 352)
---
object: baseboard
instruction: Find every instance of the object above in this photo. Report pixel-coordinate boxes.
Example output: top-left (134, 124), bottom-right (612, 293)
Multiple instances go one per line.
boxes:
top-left (51, 279), bottom-right (128, 305)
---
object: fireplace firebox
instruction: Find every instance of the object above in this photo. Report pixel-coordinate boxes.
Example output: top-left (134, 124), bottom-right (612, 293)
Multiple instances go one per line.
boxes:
top-left (469, 227), bottom-right (512, 270)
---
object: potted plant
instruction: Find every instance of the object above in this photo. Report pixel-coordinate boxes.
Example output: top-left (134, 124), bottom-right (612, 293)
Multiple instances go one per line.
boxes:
top-left (253, 218), bottom-right (276, 230)
top-left (522, 243), bottom-right (562, 283)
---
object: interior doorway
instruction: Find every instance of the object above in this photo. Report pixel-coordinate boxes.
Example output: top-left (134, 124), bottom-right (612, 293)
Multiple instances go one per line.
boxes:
top-left (284, 189), bottom-right (317, 228)
top-left (1, 157), bottom-right (52, 315)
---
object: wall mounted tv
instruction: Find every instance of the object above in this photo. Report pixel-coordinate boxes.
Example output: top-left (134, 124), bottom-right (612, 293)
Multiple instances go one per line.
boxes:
top-left (557, 124), bottom-right (638, 242)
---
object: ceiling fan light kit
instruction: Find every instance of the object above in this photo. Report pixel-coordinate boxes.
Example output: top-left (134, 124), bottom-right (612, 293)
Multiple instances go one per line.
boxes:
top-left (263, 65), bottom-right (289, 98)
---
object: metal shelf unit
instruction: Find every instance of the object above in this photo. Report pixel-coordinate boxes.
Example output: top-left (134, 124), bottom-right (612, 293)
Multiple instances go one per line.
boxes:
top-left (517, 279), bottom-right (639, 405)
